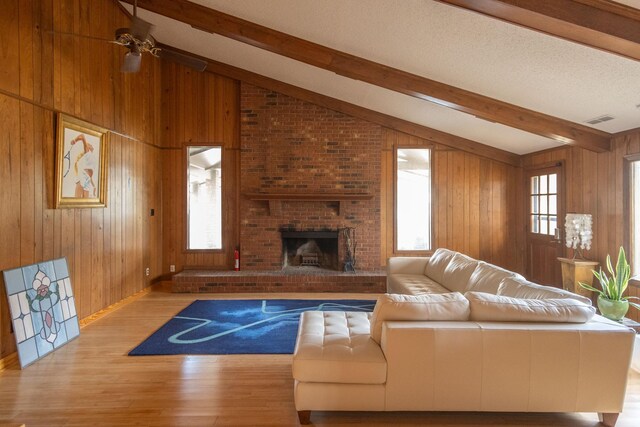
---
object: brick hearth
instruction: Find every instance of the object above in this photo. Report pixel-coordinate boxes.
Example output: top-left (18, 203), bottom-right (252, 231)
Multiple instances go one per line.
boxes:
top-left (172, 269), bottom-right (386, 293)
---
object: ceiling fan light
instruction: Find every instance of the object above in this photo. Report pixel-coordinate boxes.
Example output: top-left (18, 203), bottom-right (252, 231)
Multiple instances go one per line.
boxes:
top-left (122, 51), bottom-right (142, 73)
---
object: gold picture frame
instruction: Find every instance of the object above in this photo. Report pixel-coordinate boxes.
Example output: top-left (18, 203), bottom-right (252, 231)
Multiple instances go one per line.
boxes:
top-left (55, 114), bottom-right (109, 208)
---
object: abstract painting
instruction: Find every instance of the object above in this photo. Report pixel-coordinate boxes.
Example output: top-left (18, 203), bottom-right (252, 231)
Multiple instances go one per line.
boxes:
top-left (55, 113), bottom-right (109, 208)
top-left (3, 258), bottom-right (80, 368)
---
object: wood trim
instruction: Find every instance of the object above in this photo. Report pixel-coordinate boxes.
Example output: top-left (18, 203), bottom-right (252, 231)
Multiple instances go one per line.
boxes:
top-left (523, 160), bottom-right (564, 170)
top-left (437, 0), bottom-right (640, 62)
top-left (0, 87), bottom-right (159, 148)
top-left (244, 192), bottom-right (372, 217)
top-left (521, 146), bottom-right (568, 161)
top-left (0, 352), bottom-right (19, 372)
top-left (124, 0), bottom-right (611, 153)
top-left (243, 192), bottom-right (373, 201)
top-left (158, 45), bottom-right (520, 166)
top-left (78, 286), bottom-right (154, 328)
top-left (614, 126), bottom-right (640, 138)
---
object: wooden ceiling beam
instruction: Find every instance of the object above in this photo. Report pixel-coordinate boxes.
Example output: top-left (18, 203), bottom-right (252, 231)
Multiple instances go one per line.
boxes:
top-left (437, 0), bottom-right (640, 62)
top-left (157, 43), bottom-right (521, 166)
top-left (122, 0), bottom-right (611, 153)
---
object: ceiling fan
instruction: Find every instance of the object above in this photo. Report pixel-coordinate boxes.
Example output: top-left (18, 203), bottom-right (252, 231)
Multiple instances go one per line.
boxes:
top-left (113, 0), bottom-right (207, 73)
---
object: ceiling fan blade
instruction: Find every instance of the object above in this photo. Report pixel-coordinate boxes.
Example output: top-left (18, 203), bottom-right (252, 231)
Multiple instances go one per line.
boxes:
top-left (121, 51), bottom-right (142, 73)
top-left (157, 47), bottom-right (207, 72)
top-left (130, 15), bottom-right (153, 41)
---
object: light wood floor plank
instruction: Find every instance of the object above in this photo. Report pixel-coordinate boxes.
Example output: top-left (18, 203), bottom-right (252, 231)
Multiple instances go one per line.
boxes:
top-left (0, 286), bottom-right (638, 426)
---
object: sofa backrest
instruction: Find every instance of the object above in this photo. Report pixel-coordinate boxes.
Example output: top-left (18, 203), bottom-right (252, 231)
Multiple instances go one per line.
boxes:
top-left (441, 253), bottom-right (479, 293)
top-left (466, 261), bottom-right (522, 294)
top-left (370, 292), bottom-right (469, 343)
top-left (465, 291), bottom-right (596, 323)
top-left (424, 248), bottom-right (456, 283)
top-left (498, 276), bottom-right (593, 306)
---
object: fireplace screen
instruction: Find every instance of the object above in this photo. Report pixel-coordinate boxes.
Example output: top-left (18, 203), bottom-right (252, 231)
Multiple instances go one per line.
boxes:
top-left (281, 230), bottom-right (339, 271)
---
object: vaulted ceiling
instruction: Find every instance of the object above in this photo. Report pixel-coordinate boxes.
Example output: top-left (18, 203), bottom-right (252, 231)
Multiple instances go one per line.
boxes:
top-left (119, 0), bottom-right (640, 159)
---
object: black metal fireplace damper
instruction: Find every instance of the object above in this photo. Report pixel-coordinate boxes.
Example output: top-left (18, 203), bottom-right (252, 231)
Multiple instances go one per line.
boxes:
top-left (281, 230), bottom-right (340, 271)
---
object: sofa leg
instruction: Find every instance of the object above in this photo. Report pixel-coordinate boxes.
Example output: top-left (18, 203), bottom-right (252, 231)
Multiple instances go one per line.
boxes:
top-left (598, 412), bottom-right (619, 427)
top-left (297, 410), bottom-right (311, 425)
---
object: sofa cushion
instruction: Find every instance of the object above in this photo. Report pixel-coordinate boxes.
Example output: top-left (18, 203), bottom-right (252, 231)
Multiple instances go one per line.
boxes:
top-left (466, 261), bottom-right (521, 294)
top-left (424, 248), bottom-right (456, 283)
top-left (498, 276), bottom-right (592, 306)
top-left (387, 274), bottom-right (451, 296)
top-left (293, 311), bottom-right (387, 384)
top-left (441, 253), bottom-right (479, 293)
top-left (465, 291), bottom-right (596, 323)
top-left (369, 293), bottom-right (470, 343)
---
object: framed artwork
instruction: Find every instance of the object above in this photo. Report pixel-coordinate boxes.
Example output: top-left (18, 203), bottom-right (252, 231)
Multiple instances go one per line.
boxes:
top-left (3, 258), bottom-right (80, 368)
top-left (55, 113), bottom-right (109, 208)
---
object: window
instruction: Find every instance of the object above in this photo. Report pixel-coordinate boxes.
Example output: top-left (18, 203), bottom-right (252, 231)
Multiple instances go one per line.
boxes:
top-left (396, 148), bottom-right (431, 251)
top-left (631, 159), bottom-right (640, 275)
top-left (530, 173), bottom-right (558, 236)
top-left (187, 146), bottom-right (222, 250)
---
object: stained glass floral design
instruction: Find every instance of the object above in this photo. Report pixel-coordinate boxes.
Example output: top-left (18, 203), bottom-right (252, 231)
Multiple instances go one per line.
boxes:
top-left (27, 270), bottom-right (61, 344)
top-left (3, 258), bottom-right (79, 368)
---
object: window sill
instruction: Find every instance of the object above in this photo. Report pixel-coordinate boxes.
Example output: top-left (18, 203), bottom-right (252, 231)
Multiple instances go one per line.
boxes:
top-left (394, 250), bottom-right (433, 256)
top-left (184, 249), bottom-right (224, 254)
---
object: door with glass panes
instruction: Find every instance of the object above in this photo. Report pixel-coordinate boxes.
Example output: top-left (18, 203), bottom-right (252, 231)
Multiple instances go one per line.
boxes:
top-left (525, 164), bottom-right (564, 287)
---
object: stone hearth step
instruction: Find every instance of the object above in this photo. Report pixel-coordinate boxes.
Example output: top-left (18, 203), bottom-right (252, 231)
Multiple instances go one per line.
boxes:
top-left (172, 269), bottom-right (386, 293)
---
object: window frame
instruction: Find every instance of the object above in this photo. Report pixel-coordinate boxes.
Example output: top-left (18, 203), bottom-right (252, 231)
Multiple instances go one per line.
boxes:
top-left (184, 145), bottom-right (224, 253)
top-left (624, 153), bottom-right (640, 283)
top-left (394, 146), bottom-right (433, 254)
top-left (528, 170), bottom-right (560, 237)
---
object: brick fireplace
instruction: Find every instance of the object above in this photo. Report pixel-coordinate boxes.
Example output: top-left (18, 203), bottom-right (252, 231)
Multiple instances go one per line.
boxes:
top-left (171, 83), bottom-right (386, 293)
top-left (239, 83), bottom-right (382, 272)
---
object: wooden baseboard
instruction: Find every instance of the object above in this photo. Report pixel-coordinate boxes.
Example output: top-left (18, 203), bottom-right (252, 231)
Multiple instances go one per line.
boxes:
top-left (0, 352), bottom-right (19, 371)
top-left (0, 286), bottom-right (154, 372)
top-left (78, 286), bottom-right (153, 327)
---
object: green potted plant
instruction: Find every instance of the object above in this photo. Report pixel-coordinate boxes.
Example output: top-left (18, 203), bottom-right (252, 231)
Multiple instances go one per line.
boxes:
top-left (580, 246), bottom-right (640, 321)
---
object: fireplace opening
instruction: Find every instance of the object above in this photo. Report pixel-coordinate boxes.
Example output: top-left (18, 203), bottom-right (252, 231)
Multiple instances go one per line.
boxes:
top-left (281, 230), bottom-right (339, 271)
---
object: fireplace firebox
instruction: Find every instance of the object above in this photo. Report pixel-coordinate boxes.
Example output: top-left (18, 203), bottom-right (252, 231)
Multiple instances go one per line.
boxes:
top-left (281, 230), bottom-right (339, 271)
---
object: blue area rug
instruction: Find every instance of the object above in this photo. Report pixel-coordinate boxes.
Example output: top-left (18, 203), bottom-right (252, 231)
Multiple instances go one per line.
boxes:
top-left (129, 299), bottom-right (375, 355)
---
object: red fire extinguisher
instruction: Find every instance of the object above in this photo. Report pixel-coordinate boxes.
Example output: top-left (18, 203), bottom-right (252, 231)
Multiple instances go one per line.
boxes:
top-left (234, 247), bottom-right (240, 271)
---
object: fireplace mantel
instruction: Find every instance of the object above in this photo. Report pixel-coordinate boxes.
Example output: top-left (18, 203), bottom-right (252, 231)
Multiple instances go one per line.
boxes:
top-left (244, 192), bottom-right (372, 216)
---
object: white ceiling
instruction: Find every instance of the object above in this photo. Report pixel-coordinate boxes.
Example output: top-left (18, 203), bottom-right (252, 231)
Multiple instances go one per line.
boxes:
top-left (122, 0), bottom-right (640, 155)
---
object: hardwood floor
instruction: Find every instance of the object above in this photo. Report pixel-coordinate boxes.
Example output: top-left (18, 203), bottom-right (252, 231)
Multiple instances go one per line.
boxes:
top-left (1, 286), bottom-right (639, 426)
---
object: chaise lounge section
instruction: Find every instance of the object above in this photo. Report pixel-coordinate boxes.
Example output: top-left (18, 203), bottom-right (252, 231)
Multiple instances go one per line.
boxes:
top-left (292, 249), bottom-right (636, 425)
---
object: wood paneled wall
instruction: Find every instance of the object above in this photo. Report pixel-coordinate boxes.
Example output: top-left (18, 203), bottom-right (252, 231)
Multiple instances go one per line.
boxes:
top-left (522, 131), bottom-right (640, 320)
top-left (160, 62), bottom-right (240, 272)
top-left (0, 0), bottom-right (163, 359)
top-left (0, 0), bottom-right (539, 363)
top-left (381, 129), bottom-right (522, 272)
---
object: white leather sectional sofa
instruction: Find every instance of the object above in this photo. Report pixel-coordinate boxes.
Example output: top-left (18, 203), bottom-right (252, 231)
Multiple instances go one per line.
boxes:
top-left (292, 248), bottom-right (636, 426)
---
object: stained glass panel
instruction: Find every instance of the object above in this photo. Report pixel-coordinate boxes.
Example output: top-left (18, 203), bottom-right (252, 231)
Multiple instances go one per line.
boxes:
top-left (2, 258), bottom-right (79, 369)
